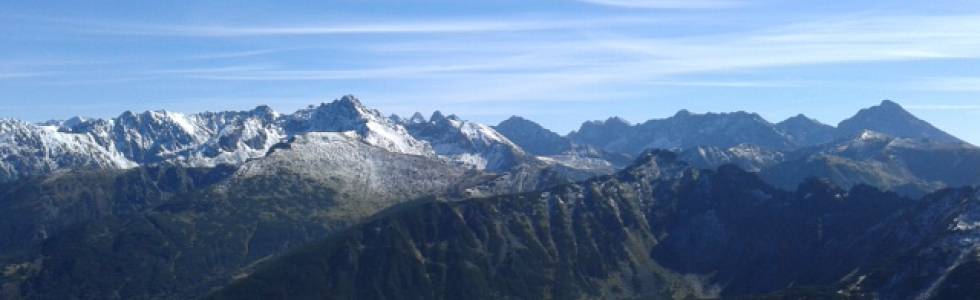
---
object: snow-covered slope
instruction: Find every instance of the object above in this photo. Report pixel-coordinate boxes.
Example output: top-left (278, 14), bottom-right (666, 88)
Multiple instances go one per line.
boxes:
top-left (402, 111), bottom-right (528, 172)
top-left (535, 145), bottom-right (632, 174)
top-left (58, 105), bottom-right (284, 167)
top-left (0, 95), bottom-right (439, 182)
top-left (236, 132), bottom-right (473, 205)
top-left (0, 120), bottom-right (136, 181)
top-left (180, 106), bottom-right (284, 165)
top-left (679, 144), bottom-right (786, 173)
top-left (282, 96), bottom-right (432, 156)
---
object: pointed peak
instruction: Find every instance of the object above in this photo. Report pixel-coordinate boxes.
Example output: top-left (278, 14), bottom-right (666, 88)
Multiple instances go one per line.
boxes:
top-left (310, 95), bottom-right (376, 118)
top-left (497, 115), bottom-right (543, 129)
top-left (838, 99), bottom-right (916, 127)
top-left (319, 95), bottom-right (369, 113)
top-left (446, 114), bottom-right (461, 121)
top-left (337, 94), bottom-right (364, 107)
top-left (409, 112), bottom-right (427, 124)
top-left (503, 115), bottom-right (528, 122)
top-left (789, 113), bottom-right (810, 120)
top-left (838, 99), bottom-right (964, 144)
top-left (430, 111), bottom-right (446, 122)
top-left (779, 113), bottom-right (824, 125)
top-left (118, 110), bottom-right (138, 120)
top-left (857, 99), bottom-right (912, 116)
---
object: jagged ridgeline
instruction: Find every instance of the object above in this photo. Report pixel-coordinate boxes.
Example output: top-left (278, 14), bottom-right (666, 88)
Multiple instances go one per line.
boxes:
top-left (3, 97), bottom-right (978, 196)
top-left (1, 96), bottom-right (980, 299)
top-left (0, 132), bottom-right (562, 299)
top-left (211, 151), bottom-right (980, 299)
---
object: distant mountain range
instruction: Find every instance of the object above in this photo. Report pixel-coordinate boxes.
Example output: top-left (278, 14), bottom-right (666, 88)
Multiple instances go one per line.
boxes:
top-left (1, 96), bottom-right (979, 299)
top-left (562, 100), bottom-right (977, 196)
top-left (3, 97), bottom-right (973, 193)
top-left (567, 100), bottom-right (968, 155)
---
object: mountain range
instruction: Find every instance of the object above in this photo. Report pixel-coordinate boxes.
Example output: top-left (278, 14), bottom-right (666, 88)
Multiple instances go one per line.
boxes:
top-left (211, 151), bottom-right (980, 300)
top-left (1, 96), bottom-right (979, 299)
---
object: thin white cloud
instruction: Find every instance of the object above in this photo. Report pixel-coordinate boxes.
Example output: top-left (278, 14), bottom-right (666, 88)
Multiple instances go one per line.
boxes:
top-left (184, 48), bottom-right (299, 60)
top-left (150, 65), bottom-right (276, 75)
top-left (156, 54), bottom-right (603, 81)
top-left (646, 80), bottom-right (804, 88)
top-left (576, 0), bottom-right (741, 9)
top-left (148, 22), bottom-right (552, 36)
top-left (60, 17), bottom-right (657, 37)
top-left (11, 12), bottom-right (980, 110)
top-left (126, 14), bottom-right (980, 108)
top-left (330, 14), bottom-right (980, 90)
top-left (592, 15), bottom-right (980, 75)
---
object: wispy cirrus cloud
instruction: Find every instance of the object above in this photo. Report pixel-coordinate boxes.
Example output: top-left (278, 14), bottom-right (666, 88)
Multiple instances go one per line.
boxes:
top-left (592, 15), bottom-right (980, 75)
top-left (153, 53), bottom-right (608, 81)
top-left (183, 48), bottom-right (302, 60)
top-left (46, 17), bottom-right (659, 37)
top-left (132, 13), bottom-right (980, 104)
top-left (123, 21), bottom-right (555, 37)
top-left (9, 12), bottom-right (980, 108)
top-left (575, 0), bottom-right (742, 9)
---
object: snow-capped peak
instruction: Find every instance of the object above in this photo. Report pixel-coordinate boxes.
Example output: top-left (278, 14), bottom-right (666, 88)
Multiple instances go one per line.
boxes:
top-left (405, 112), bottom-right (527, 171)
top-left (0, 119), bottom-right (137, 181)
top-left (0, 94), bottom-right (541, 181)
top-left (283, 95), bottom-right (433, 156)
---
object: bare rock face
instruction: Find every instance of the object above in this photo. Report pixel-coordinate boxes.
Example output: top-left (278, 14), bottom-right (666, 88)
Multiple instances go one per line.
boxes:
top-left (493, 115), bottom-right (573, 156)
top-left (776, 113), bottom-right (836, 146)
top-left (568, 111), bottom-right (797, 154)
top-left (837, 99), bottom-right (966, 144)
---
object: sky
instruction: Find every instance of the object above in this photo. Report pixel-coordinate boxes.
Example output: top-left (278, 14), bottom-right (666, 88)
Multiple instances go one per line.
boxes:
top-left (2, 1), bottom-right (980, 144)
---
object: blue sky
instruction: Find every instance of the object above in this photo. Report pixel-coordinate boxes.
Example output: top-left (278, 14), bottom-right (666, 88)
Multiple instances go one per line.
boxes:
top-left (2, 1), bottom-right (980, 144)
